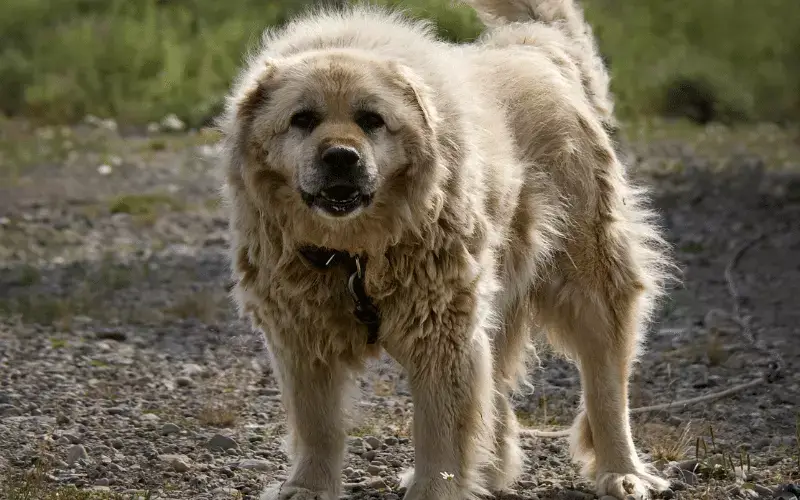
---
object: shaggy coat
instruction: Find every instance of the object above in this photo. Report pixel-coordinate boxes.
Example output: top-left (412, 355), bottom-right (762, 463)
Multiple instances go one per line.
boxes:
top-left (217, 1), bottom-right (674, 499)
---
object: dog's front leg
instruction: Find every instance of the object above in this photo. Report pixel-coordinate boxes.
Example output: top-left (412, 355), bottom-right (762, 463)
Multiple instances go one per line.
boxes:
top-left (393, 312), bottom-right (496, 500)
top-left (259, 347), bottom-right (351, 500)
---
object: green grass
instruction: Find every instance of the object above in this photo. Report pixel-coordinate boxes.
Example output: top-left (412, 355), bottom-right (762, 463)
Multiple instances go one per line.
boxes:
top-left (583, 0), bottom-right (800, 123)
top-left (0, 0), bottom-right (797, 126)
top-left (108, 193), bottom-right (185, 223)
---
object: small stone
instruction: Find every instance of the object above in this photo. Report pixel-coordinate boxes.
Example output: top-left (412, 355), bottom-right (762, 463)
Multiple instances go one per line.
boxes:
top-left (161, 454), bottom-right (191, 473)
top-left (0, 404), bottom-right (21, 416)
top-left (237, 459), bottom-right (273, 472)
top-left (67, 445), bottom-right (88, 465)
top-left (106, 407), bottom-right (127, 416)
top-left (366, 464), bottom-right (384, 476)
top-left (363, 477), bottom-right (387, 490)
top-left (176, 377), bottom-right (193, 388)
top-left (61, 433), bottom-right (80, 445)
top-left (206, 434), bottom-right (238, 451)
top-left (676, 459), bottom-right (700, 472)
top-left (364, 436), bottom-right (381, 450)
top-left (95, 478), bottom-right (110, 486)
top-left (384, 437), bottom-right (398, 446)
top-left (97, 165), bottom-right (112, 176)
top-left (160, 423), bottom-right (181, 435)
top-left (211, 487), bottom-right (239, 498)
top-left (347, 437), bottom-right (365, 455)
top-left (95, 330), bottom-right (126, 342)
top-left (676, 470), bottom-right (697, 486)
top-left (172, 460), bottom-right (190, 473)
top-left (660, 489), bottom-right (675, 499)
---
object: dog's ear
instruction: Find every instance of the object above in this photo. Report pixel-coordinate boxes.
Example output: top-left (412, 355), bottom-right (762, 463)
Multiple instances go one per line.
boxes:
top-left (233, 60), bottom-right (279, 122)
top-left (389, 62), bottom-right (439, 132)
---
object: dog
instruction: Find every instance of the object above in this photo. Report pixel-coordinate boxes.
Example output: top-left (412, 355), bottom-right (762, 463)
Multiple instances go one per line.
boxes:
top-left (217, 0), bottom-right (674, 498)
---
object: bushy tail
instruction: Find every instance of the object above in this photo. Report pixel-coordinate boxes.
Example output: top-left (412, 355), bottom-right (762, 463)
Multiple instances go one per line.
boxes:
top-left (461, 0), bottom-right (617, 135)
top-left (460, 0), bottom-right (587, 36)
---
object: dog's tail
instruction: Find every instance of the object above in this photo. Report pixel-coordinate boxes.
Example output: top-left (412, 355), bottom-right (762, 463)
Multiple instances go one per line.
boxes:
top-left (460, 0), bottom-right (587, 36)
top-left (461, 0), bottom-right (617, 135)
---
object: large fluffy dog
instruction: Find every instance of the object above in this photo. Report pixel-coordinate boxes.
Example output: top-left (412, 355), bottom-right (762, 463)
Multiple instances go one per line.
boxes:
top-left (218, 0), bottom-right (673, 498)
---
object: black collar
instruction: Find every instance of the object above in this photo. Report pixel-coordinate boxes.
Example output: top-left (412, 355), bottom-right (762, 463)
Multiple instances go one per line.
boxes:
top-left (298, 246), bottom-right (381, 345)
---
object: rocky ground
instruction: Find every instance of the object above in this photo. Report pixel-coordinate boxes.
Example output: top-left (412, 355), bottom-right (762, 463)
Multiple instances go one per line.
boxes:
top-left (0, 117), bottom-right (798, 500)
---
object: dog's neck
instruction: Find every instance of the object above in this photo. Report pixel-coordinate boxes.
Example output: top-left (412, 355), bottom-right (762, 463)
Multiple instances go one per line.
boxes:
top-left (298, 245), bottom-right (381, 345)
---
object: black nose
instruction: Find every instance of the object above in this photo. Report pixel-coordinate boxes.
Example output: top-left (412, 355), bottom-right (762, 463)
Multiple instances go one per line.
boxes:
top-left (321, 145), bottom-right (360, 169)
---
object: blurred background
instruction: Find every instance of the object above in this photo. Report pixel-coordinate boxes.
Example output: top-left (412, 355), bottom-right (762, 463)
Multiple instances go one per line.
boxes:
top-left (1, 2), bottom-right (799, 500)
top-left (1, 0), bottom-right (798, 127)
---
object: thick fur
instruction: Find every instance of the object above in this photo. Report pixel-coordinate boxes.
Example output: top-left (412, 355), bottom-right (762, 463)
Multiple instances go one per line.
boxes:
top-left (218, 1), bottom-right (674, 499)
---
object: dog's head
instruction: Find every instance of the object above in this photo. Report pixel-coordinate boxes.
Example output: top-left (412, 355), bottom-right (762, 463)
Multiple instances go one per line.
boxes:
top-left (227, 49), bottom-right (441, 233)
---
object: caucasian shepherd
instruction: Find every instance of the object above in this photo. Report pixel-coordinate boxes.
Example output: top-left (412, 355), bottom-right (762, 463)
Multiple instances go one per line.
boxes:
top-left (217, 0), bottom-right (674, 498)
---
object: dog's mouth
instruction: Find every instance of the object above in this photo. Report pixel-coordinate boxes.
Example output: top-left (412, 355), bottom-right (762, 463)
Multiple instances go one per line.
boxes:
top-left (300, 185), bottom-right (374, 217)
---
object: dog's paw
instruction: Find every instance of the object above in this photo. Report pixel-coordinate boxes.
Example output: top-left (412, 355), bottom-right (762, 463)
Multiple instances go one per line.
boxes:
top-left (259, 483), bottom-right (331, 500)
top-left (595, 470), bottom-right (670, 499)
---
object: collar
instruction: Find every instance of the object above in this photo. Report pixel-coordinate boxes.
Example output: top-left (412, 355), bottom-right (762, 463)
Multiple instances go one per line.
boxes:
top-left (298, 246), bottom-right (381, 345)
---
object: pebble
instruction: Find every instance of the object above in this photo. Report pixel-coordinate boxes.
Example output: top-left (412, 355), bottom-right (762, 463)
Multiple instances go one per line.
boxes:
top-left (176, 377), bottom-right (193, 388)
top-left (0, 404), bottom-right (21, 416)
top-left (363, 477), bottom-right (387, 490)
top-left (161, 454), bottom-right (191, 473)
top-left (160, 423), bottom-right (181, 435)
top-left (95, 330), bottom-right (127, 342)
top-left (211, 487), bottom-right (239, 498)
top-left (237, 459), bottom-right (273, 472)
top-left (67, 445), bottom-right (88, 465)
top-left (366, 464), bottom-right (384, 475)
top-left (207, 434), bottom-right (239, 451)
top-left (364, 436), bottom-right (382, 450)
top-left (62, 432), bottom-right (81, 444)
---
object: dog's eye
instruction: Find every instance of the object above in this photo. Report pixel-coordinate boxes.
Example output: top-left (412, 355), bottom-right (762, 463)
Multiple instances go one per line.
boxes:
top-left (290, 111), bottom-right (320, 131)
top-left (355, 111), bottom-right (385, 133)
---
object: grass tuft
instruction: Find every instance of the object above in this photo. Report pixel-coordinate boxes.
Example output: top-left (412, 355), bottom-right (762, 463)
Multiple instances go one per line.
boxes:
top-left (648, 421), bottom-right (694, 462)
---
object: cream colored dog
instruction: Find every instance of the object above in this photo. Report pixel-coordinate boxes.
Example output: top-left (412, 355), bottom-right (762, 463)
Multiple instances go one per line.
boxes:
top-left (217, 0), bottom-right (674, 499)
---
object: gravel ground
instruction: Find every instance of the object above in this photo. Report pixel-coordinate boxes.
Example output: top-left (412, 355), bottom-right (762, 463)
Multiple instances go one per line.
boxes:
top-left (1, 118), bottom-right (799, 499)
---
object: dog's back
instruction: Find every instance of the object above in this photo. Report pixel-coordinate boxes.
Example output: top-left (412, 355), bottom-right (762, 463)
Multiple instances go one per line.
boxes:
top-left (463, 0), bottom-right (615, 131)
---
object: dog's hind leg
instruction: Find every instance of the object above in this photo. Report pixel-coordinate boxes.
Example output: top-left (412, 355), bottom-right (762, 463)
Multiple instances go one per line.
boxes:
top-left (536, 278), bottom-right (670, 499)
top-left (533, 215), bottom-right (671, 499)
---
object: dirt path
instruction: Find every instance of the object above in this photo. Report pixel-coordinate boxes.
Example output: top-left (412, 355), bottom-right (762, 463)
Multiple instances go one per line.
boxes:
top-left (1, 119), bottom-right (798, 499)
